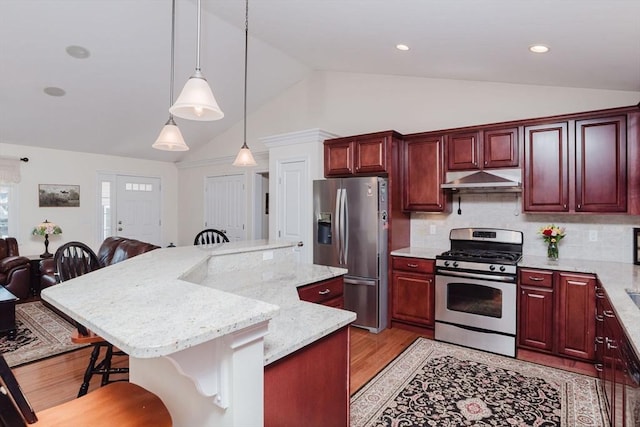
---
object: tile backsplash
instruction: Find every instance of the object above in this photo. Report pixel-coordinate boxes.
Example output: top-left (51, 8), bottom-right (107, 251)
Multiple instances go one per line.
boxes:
top-left (410, 193), bottom-right (639, 264)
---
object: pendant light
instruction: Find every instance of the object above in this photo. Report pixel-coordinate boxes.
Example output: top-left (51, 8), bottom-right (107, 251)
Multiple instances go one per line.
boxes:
top-left (233, 0), bottom-right (257, 167)
top-left (153, 0), bottom-right (188, 151)
top-left (170, 0), bottom-right (224, 121)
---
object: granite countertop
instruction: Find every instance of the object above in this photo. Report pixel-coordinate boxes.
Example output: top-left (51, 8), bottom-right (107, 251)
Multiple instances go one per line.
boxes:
top-left (41, 240), bottom-right (353, 364)
top-left (391, 247), bottom-right (640, 357)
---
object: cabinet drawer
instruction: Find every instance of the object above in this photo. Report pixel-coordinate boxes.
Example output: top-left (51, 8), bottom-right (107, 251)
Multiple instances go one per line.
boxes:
top-left (298, 277), bottom-right (344, 304)
top-left (519, 268), bottom-right (553, 288)
top-left (391, 257), bottom-right (434, 274)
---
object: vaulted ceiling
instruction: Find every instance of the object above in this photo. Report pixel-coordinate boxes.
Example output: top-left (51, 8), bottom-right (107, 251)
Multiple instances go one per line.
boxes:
top-left (1, 0), bottom-right (639, 162)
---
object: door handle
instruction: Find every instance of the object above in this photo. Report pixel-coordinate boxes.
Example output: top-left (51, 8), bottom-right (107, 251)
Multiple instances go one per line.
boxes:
top-left (297, 241), bottom-right (304, 247)
top-left (118, 227), bottom-right (123, 231)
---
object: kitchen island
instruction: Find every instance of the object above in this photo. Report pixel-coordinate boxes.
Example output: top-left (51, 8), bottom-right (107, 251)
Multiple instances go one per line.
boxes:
top-left (41, 240), bottom-right (354, 427)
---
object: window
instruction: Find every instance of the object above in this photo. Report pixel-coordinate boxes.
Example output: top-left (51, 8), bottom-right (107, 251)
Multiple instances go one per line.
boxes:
top-left (0, 184), bottom-right (16, 238)
top-left (101, 180), bottom-right (112, 241)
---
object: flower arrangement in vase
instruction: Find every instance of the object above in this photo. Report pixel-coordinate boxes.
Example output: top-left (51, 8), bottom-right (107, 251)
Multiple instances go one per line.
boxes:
top-left (538, 224), bottom-right (566, 260)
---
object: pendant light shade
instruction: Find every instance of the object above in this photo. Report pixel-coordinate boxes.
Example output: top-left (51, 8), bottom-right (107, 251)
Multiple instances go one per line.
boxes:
top-left (154, 0), bottom-right (189, 151)
top-left (170, 0), bottom-right (224, 121)
top-left (153, 117), bottom-right (188, 151)
top-left (232, 0), bottom-right (257, 167)
top-left (233, 142), bottom-right (257, 166)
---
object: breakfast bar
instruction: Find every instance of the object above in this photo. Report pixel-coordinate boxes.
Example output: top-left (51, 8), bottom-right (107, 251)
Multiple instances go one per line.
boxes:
top-left (41, 240), bottom-right (353, 427)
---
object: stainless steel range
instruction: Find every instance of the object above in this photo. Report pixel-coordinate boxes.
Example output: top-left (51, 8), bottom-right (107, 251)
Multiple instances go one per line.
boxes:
top-left (435, 228), bottom-right (523, 357)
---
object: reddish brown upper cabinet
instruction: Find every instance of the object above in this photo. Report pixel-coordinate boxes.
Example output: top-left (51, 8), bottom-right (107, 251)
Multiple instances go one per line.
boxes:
top-left (324, 132), bottom-right (396, 177)
top-left (524, 114), bottom-right (628, 213)
top-left (402, 134), bottom-right (449, 212)
top-left (447, 128), bottom-right (519, 171)
top-left (575, 116), bottom-right (627, 212)
top-left (523, 121), bottom-right (570, 212)
top-left (556, 272), bottom-right (596, 361)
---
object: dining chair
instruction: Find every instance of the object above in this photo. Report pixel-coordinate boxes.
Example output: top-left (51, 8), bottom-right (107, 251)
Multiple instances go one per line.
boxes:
top-left (193, 228), bottom-right (230, 245)
top-left (0, 354), bottom-right (171, 426)
top-left (54, 241), bottom-right (128, 397)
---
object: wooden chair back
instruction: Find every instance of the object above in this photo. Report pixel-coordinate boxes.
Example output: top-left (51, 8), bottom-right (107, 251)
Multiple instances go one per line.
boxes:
top-left (54, 241), bottom-right (101, 283)
top-left (193, 229), bottom-right (230, 245)
top-left (0, 354), bottom-right (37, 425)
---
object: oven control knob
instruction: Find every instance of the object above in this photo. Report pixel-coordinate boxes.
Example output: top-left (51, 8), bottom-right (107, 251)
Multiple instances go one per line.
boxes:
top-left (489, 265), bottom-right (495, 271)
top-left (444, 261), bottom-right (450, 267)
top-left (453, 262), bottom-right (459, 268)
top-left (500, 266), bottom-right (506, 272)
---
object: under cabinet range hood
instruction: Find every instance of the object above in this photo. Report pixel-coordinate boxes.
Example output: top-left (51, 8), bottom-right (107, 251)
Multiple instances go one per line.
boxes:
top-left (441, 169), bottom-right (522, 193)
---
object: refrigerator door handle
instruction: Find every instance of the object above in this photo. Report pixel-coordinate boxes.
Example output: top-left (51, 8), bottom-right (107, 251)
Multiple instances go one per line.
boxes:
top-left (335, 188), bottom-right (343, 264)
top-left (342, 188), bottom-right (348, 264)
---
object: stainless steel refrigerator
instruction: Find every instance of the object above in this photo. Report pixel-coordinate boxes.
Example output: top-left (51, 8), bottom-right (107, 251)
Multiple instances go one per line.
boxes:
top-left (313, 177), bottom-right (388, 333)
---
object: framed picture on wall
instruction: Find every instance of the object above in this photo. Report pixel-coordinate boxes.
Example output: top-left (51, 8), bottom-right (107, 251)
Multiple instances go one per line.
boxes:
top-left (38, 184), bottom-right (80, 207)
top-left (634, 227), bottom-right (640, 265)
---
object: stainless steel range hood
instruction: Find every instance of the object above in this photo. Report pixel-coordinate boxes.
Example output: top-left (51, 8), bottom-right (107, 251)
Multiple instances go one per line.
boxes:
top-left (441, 169), bottom-right (522, 193)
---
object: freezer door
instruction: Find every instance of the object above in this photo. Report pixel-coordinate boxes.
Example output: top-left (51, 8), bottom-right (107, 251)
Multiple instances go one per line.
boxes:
top-left (313, 179), bottom-right (342, 267)
top-left (342, 177), bottom-right (386, 279)
top-left (344, 276), bottom-right (378, 330)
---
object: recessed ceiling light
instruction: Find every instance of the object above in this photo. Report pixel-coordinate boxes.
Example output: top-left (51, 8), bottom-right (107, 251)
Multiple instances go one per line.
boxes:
top-left (65, 45), bottom-right (90, 59)
top-left (43, 87), bottom-right (66, 97)
top-left (396, 44), bottom-right (410, 51)
top-left (529, 44), bottom-right (550, 54)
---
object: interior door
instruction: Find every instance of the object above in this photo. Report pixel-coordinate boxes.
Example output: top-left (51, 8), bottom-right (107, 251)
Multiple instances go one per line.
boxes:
top-left (205, 174), bottom-right (246, 241)
top-left (277, 159), bottom-right (309, 262)
top-left (115, 175), bottom-right (161, 246)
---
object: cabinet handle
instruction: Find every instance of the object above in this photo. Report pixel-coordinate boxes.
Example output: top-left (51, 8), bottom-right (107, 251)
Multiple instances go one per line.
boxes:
top-left (318, 289), bottom-right (331, 295)
top-left (595, 291), bottom-right (605, 299)
top-left (407, 263), bottom-right (419, 268)
top-left (528, 276), bottom-right (544, 282)
top-left (606, 338), bottom-right (618, 350)
top-left (595, 314), bottom-right (604, 322)
top-left (594, 363), bottom-right (603, 372)
top-left (577, 204), bottom-right (581, 210)
top-left (595, 336), bottom-right (604, 344)
top-left (563, 204), bottom-right (567, 209)
top-left (603, 310), bottom-right (615, 318)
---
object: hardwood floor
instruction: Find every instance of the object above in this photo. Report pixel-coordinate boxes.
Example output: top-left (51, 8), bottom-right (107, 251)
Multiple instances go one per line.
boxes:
top-left (11, 325), bottom-right (595, 413)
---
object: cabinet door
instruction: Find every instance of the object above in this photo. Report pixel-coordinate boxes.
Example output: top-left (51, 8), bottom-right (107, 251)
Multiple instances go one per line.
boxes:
top-left (575, 116), bottom-right (627, 212)
top-left (523, 122), bottom-right (569, 212)
top-left (355, 136), bottom-right (387, 174)
top-left (557, 272), bottom-right (596, 360)
top-left (518, 286), bottom-right (554, 351)
top-left (447, 131), bottom-right (480, 171)
top-left (483, 127), bottom-right (519, 168)
top-left (391, 271), bottom-right (434, 327)
top-left (324, 141), bottom-right (353, 177)
top-left (402, 136), bottom-right (447, 212)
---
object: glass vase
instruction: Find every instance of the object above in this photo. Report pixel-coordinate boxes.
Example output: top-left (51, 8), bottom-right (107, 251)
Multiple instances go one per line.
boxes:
top-left (547, 241), bottom-right (559, 260)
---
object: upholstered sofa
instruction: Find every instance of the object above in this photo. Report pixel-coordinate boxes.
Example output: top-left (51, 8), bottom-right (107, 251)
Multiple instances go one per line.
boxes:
top-left (0, 238), bottom-right (31, 300)
top-left (40, 236), bottom-right (161, 291)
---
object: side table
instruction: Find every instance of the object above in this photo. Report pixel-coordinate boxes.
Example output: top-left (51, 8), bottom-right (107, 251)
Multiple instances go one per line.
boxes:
top-left (24, 255), bottom-right (47, 297)
top-left (0, 286), bottom-right (18, 339)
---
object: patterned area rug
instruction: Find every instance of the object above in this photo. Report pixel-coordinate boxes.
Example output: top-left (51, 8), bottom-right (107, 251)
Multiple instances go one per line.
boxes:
top-left (351, 338), bottom-right (606, 426)
top-left (0, 301), bottom-right (86, 367)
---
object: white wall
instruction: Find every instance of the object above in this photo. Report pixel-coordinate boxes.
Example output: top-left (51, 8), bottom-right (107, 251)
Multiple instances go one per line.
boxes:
top-left (0, 143), bottom-right (178, 255)
top-left (176, 70), bottom-right (639, 248)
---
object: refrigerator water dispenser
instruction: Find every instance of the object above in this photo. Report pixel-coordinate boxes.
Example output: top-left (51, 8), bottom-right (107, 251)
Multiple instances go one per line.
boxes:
top-left (317, 212), bottom-right (332, 244)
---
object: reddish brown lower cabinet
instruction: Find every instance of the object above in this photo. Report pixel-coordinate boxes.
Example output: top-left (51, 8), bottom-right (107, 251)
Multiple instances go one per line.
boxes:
top-left (557, 272), bottom-right (596, 360)
top-left (518, 268), bottom-right (554, 351)
top-left (517, 268), bottom-right (595, 362)
top-left (264, 326), bottom-right (350, 427)
top-left (297, 276), bottom-right (344, 308)
top-left (391, 257), bottom-right (435, 329)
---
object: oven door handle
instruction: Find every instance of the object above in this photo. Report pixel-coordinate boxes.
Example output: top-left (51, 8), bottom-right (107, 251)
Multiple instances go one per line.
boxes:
top-left (436, 269), bottom-right (516, 283)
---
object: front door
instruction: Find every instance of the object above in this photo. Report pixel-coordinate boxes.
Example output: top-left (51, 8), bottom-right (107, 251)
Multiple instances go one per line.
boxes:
top-left (115, 175), bottom-right (161, 246)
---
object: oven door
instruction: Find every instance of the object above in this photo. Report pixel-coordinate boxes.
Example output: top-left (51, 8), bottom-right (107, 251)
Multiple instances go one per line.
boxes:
top-left (435, 272), bottom-right (516, 336)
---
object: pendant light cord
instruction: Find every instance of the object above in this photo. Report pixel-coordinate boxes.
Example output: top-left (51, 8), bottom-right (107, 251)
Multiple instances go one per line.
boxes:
top-left (243, 0), bottom-right (248, 147)
top-left (169, 0), bottom-right (176, 114)
top-left (196, 0), bottom-right (202, 71)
